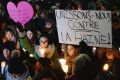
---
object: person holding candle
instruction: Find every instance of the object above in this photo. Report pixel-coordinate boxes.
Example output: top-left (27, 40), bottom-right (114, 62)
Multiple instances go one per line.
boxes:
top-left (64, 44), bottom-right (80, 78)
top-left (97, 48), bottom-right (120, 80)
top-left (19, 32), bottom-right (57, 60)
top-left (19, 32), bottom-right (65, 80)
top-left (35, 34), bottom-right (65, 80)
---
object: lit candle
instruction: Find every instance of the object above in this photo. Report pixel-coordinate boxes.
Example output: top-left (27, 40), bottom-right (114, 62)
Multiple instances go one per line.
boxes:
top-left (1, 61), bottom-right (6, 74)
top-left (59, 59), bottom-right (68, 74)
top-left (59, 59), bottom-right (66, 65)
top-left (61, 49), bottom-right (65, 52)
top-left (40, 48), bottom-right (45, 58)
top-left (92, 47), bottom-right (96, 54)
top-left (29, 54), bottom-right (33, 57)
top-left (22, 48), bottom-right (26, 52)
top-left (119, 47), bottom-right (120, 52)
top-left (103, 63), bottom-right (109, 71)
top-left (61, 64), bottom-right (68, 74)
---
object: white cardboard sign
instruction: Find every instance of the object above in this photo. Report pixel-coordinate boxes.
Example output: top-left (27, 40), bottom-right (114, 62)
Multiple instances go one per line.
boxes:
top-left (55, 10), bottom-right (112, 48)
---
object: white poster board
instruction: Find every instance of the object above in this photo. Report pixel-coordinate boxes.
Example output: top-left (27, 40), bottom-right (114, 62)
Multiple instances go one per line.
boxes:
top-left (55, 10), bottom-right (112, 48)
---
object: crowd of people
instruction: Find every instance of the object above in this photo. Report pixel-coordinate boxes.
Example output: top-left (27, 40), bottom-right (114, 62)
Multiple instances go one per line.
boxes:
top-left (0, 0), bottom-right (120, 80)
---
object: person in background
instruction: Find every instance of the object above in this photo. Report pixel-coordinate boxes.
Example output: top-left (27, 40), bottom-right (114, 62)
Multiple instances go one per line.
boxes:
top-left (19, 32), bottom-right (65, 80)
top-left (0, 7), bottom-right (5, 20)
top-left (0, 26), bottom-right (20, 50)
top-left (96, 0), bottom-right (108, 10)
top-left (42, 18), bottom-right (59, 46)
top-left (35, 34), bottom-right (65, 80)
top-left (73, 1), bottom-right (83, 10)
top-left (33, 69), bottom-right (57, 80)
top-left (97, 48), bottom-right (120, 80)
top-left (25, 57), bottom-right (43, 79)
top-left (64, 44), bottom-right (80, 78)
top-left (33, 9), bottom-right (47, 33)
top-left (5, 57), bottom-right (32, 80)
top-left (79, 41), bottom-right (96, 63)
top-left (72, 54), bottom-right (97, 80)
top-left (88, 0), bottom-right (97, 10)
top-left (0, 41), bottom-right (16, 62)
top-left (25, 27), bottom-right (37, 46)
top-left (11, 49), bottom-right (20, 58)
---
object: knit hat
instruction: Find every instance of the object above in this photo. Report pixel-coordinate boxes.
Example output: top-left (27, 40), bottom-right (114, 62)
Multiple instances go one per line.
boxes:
top-left (8, 57), bottom-right (27, 74)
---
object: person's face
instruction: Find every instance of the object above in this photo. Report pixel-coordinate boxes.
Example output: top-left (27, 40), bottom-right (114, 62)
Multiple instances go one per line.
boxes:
top-left (67, 45), bottom-right (76, 57)
top-left (77, 4), bottom-right (82, 10)
top-left (26, 30), bottom-right (33, 40)
top-left (45, 22), bottom-right (52, 29)
top-left (5, 31), bottom-right (13, 41)
top-left (3, 48), bottom-right (10, 59)
top-left (35, 4), bottom-right (40, 10)
top-left (41, 12), bottom-right (46, 18)
top-left (1, 22), bottom-right (6, 29)
top-left (39, 37), bottom-right (48, 48)
top-left (106, 52), bottom-right (114, 60)
top-left (100, 6), bottom-right (107, 11)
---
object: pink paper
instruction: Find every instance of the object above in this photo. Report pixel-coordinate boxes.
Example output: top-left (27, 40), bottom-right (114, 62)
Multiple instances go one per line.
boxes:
top-left (7, 1), bottom-right (34, 26)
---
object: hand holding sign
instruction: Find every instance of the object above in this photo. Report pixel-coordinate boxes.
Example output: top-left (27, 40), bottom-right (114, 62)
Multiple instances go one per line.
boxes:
top-left (7, 1), bottom-right (34, 26)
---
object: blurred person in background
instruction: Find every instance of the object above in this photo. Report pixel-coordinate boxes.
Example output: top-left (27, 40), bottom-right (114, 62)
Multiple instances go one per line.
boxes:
top-left (72, 54), bottom-right (97, 80)
top-left (33, 69), bottom-right (57, 80)
top-left (0, 41), bottom-right (16, 63)
top-left (5, 57), bottom-right (32, 80)
top-left (97, 48), bottom-right (120, 80)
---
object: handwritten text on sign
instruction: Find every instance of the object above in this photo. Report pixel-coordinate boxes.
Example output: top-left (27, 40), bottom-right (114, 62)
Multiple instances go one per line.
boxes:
top-left (55, 10), bottom-right (112, 48)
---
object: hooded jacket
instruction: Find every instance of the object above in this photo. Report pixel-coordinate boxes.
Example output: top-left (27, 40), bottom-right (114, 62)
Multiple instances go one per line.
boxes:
top-left (5, 65), bottom-right (32, 80)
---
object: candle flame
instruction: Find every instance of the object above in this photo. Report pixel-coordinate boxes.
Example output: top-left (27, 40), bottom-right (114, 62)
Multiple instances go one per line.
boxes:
top-left (40, 48), bottom-right (45, 57)
top-left (61, 64), bottom-right (68, 73)
top-left (59, 59), bottom-right (66, 65)
top-left (29, 54), bottom-right (33, 57)
top-left (1, 61), bottom-right (6, 74)
top-left (103, 63), bottom-right (109, 71)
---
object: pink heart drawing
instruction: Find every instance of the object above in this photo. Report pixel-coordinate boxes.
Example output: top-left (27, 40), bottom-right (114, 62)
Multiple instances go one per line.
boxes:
top-left (7, 1), bottom-right (34, 26)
